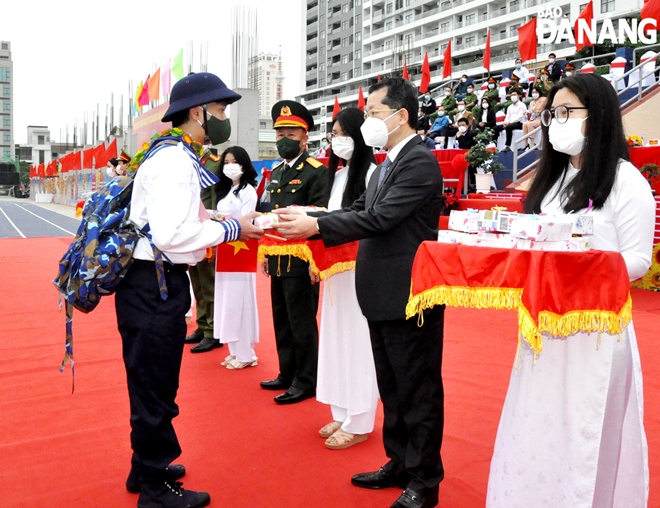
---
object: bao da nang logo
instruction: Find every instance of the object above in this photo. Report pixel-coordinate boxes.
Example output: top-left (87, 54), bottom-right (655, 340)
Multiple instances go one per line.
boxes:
top-left (537, 5), bottom-right (658, 45)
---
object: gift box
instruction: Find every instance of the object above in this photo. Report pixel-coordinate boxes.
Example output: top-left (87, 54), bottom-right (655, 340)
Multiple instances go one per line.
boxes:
top-left (208, 210), bottom-right (232, 222)
top-left (566, 214), bottom-right (594, 236)
top-left (509, 216), bottom-right (574, 241)
top-left (513, 238), bottom-right (590, 251)
top-left (448, 210), bottom-right (480, 233)
top-left (472, 231), bottom-right (518, 248)
top-left (253, 213), bottom-right (280, 229)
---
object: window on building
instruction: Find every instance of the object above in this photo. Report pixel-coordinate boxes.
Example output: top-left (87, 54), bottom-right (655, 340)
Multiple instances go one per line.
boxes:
top-left (509, 23), bottom-right (520, 36)
top-left (342, 37), bottom-right (349, 46)
top-left (342, 54), bottom-right (349, 64)
top-left (321, 30), bottom-right (325, 39)
top-left (319, 77), bottom-right (325, 87)
top-left (1, 43), bottom-right (8, 50)
top-left (466, 13), bottom-right (475, 25)
top-left (386, 3), bottom-right (393, 14)
top-left (320, 13), bottom-right (325, 24)
top-left (39, 150), bottom-right (44, 164)
top-left (356, 31), bottom-right (362, 41)
top-left (3, 117), bottom-right (9, 127)
top-left (38, 135), bottom-right (45, 144)
top-left (3, 133), bottom-right (9, 143)
top-left (601, 0), bottom-right (614, 12)
top-left (320, 62), bottom-right (325, 71)
top-left (3, 101), bottom-right (9, 112)
top-left (342, 71), bottom-right (348, 80)
top-left (342, 20), bottom-right (348, 30)
top-left (355, 67), bottom-right (362, 77)
top-left (2, 85), bottom-right (9, 96)
top-left (395, 0), bottom-right (403, 8)
top-left (0, 68), bottom-right (10, 81)
top-left (441, 21), bottom-right (450, 32)
top-left (355, 0), bottom-right (361, 5)
top-left (356, 49), bottom-right (362, 59)
top-left (4, 148), bottom-right (11, 158)
top-left (466, 35), bottom-right (476, 46)
top-left (348, 69), bottom-right (353, 79)
top-left (343, 2), bottom-right (350, 12)
top-left (260, 121), bottom-right (267, 129)
top-left (356, 13), bottom-right (361, 24)
top-left (510, 0), bottom-right (519, 11)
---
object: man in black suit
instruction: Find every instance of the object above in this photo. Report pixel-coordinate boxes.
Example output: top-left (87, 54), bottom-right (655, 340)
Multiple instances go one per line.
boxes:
top-left (545, 52), bottom-right (564, 83)
top-left (276, 77), bottom-right (445, 508)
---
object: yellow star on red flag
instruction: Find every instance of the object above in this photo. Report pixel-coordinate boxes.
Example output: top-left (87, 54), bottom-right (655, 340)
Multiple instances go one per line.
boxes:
top-left (227, 241), bottom-right (249, 255)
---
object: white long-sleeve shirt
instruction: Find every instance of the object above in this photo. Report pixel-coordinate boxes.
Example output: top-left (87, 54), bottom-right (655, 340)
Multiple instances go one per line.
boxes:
top-left (504, 100), bottom-right (528, 124)
top-left (130, 141), bottom-right (240, 265)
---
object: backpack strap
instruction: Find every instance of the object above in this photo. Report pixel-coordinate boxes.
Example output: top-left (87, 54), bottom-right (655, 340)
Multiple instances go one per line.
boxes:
top-left (140, 223), bottom-right (172, 301)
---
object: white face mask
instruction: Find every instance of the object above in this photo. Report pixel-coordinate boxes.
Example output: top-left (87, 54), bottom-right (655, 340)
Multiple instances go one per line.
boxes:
top-left (532, 93), bottom-right (540, 99)
top-left (488, 84), bottom-right (495, 89)
top-left (223, 163), bottom-right (243, 181)
top-left (461, 78), bottom-right (467, 82)
top-left (548, 58), bottom-right (555, 64)
top-left (106, 167), bottom-right (116, 178)
top-left (457, 105), bottom-right (465, 111)
top-left (482, 103), bottom-right (489, 109)
top-left (331, 135), bottom-right (355, 160)
top-left (548, 117), bottom-right (588, 156)
top-left (360, 110), bottom-right (400, 148)
top-left (565, 71), bottom-right (573, 77)
top-left (458, 126), bottom-right (468, 133)
top-left (511, 96), bottom-right (519, 103)
top-left (467, 88), bottom-right (474, 93)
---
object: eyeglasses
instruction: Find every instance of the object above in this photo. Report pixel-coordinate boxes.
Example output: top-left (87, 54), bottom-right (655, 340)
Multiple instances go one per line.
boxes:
top-left (540, 106), bottom-right (588, 126)
top-left (364, 108), bottom-right (397, 119)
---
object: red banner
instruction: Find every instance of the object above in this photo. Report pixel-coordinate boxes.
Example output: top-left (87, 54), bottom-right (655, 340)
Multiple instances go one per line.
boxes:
top-left (216, 239), bottom-right (259, 273)
top-left (518, 18), bottom-right (538, 62)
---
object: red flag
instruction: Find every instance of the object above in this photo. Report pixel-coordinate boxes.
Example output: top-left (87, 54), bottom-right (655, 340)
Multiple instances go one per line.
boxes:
top-left (518, 18), bottom-right (538, 62)
top-left (332, 96), bottom-right (341, 119)
top-left (37, 163), bottom-right (45, 177)
top-left (83, 147), bottom-right (95, 169)
top-left (215, 239), bottom-right (258, 272)
top-left (357, 86), bottom-right (365, 111)
top-left (403, 61), bottom-right (409, 80)
top-left (574, 0), bottom-right (594, 51)
top-left (442, 40), bottom-right (452, 79)
top-left (483, 30), bottom-right (491, 72)
top-left (46, 160), bottom-right (57, 176)
top-left (377, 74), bottom-right (381, 82)
top-left (139, 75), bottom-right (150, 107)
top-left (105, 138), bottom-right (118, 162)
top-left (419, 53), bottom-right (431, 93)
top-left (92, 143), bottom-right (107, 167)
top-left (69, 151), bottom-right (82, 171)
top-left (641, 0), bottom-right (660, 34)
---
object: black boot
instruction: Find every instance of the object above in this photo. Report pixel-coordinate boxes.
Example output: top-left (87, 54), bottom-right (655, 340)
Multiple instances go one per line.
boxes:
top-left (137, 480), bottom-right (210, 508)
top-left (126, 460), bottom-right (186, 494)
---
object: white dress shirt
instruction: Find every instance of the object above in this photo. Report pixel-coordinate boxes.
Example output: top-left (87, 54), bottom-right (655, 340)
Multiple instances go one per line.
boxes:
top-left (386, 133), bottom-right (418, 163)
top-left (504, 100), bottom-right (528, 124)
top-left (130, 142), bottom-right (240, 265)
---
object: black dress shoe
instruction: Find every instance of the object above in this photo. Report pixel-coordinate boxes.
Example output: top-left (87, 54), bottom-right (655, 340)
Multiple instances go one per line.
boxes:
top-left (260, 377), bottom-right (290, 391)
top-left (137, 480), bottom-right (210, 508)
top-left (190, 337), bottom-right (222, 353)
top-left (390, 487), bottom-right (439, 508)
top-left (126, 464), bottom-right (186, 494)
top-left (184, 330), bottom-right (204, 344)
top-left (351, 467), bottom-right (410, 490)
top-left (274, 386), bottom-right (315, 405)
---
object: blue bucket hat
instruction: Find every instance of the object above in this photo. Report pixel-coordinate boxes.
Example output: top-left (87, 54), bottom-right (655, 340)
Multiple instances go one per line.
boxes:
top-left (161, 72), bottom-right (242, 123)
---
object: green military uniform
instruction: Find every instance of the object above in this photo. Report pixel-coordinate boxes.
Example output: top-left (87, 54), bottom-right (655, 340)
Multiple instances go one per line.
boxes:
top-left (265, 100), bottom-right (328, 397)
top-left (188, 148), bottom-right (221, 342)
top-left (497, 83), bottom-right (525, 112)
top-left (482, 87), bottom-right (499, 107)
top-left (440, 94), bottom-right (456, 112)
top-left (463, 91), bottom-right (478, 111)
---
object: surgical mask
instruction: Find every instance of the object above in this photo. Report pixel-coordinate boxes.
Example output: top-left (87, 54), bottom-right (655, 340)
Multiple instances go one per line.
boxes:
top-left (461, 77), bottom-right (467, 82)
top-left (425, 95), bottom-right (431, 100)
top-left (548, 58), bottom-right (555, 64)
top-left (199, 109), bottom-right (231, 145)
top-left (321, 140), bottom-right (329, 147)
top-left (457, 105), bottom-right (465, 111)
top-left (488, 84), bottom-right (495, 89)
top-left (511, 96), bottom-right (519, 103)
top-left (565, 71), bottom-right (573, 77)
top-left (106, 167), bottom-right (116, 177)
top-left (223, 163), bottom-right (243, 181)
top-left (331, 136), bottom-right (355, 160)
top-left (438, 111), bottom-right (445, 116)
top-left (516, 63), bottom-right (522, 69)
top-left (532, 93), bottom-right (540, 99)
top-left (276, 137), bottom-right (303, 159)
top-left (467, 88), bottom-right (474, 93)
top-left (548, 117), bottom-right (587, 156)
top-left (482, 103), bottom-right (489, 109)
top-left (541, 75), bottom-right (548, 81)
top-left (360, 110), bottom-right (400, 148)
top-left (458, 126), bottom-right (468, 133)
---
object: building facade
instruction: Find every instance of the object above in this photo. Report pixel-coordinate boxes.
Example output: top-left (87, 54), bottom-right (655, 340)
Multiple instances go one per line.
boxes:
top-left (248, 52), bottom-right (285, 117)
top-left (301, 0), bottom-right (644, 141)
top-left (232, 5), bottom-right (258, 89)
top-left (0, 41), bottom-right (14, 161)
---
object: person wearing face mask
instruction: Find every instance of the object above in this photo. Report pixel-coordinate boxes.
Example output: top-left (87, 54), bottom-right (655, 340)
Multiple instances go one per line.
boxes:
top-left (534, 68), bottom-right (554, 97)
top-left (440, 86), bottom-right (456, 113)
top-left (314, 108), bottom-right (379, 450)
top-left (420, 92), bottom-right (437, 117)
top-left (563, 61), bottom-right (576, 79)
top-left (452, 74), bottom-right (471, 101)
top-left (260, 100), bottom-right (328, 405)
top-left (211, 145), bottom-right (260, 370)
top-left (463, 84), bottom-right (478, 111)
top-left (117, 72), bottom-right (263, 508)
top-left (427, 106), bottom-right (451, 146)
top-left (454, 118), bottom-right (476, 149)
top-left (473, 99), bottom-right (496, 133)
top-left (483, 77), bottom-right (500, 106)
top-left (275, 77), bottom-right (446, 508)
top-left (544, 52), bottom-right (564, 82)
top-left (493, 91), bottom-right (527, 151)
top-left (314, 136), bottom-right (331, 158)
top-left (520, 90), bottom-right (547, 151)
top-left (443, 100), bottom-right (474, 148)
top-left (511, 58), bottom-right (530, 90)
top-left (488, 73), bottom-right (655, 508)
top-left (106, 158), bottom-right (121, 178)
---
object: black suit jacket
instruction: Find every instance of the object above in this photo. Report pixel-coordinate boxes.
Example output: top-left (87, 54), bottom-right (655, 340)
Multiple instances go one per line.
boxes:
top-left (314, 136), bottom-right (443, 321)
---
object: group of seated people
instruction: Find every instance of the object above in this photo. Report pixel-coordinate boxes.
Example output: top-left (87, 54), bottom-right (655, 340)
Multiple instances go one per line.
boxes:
top-left (418, 54), bottom-right (574, 152)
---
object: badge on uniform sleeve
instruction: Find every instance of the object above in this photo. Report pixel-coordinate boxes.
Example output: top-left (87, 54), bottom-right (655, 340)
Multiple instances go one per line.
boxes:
top-left (290, 179), bottom-right (302, 184)
top-left (296, 163), bottom-right (304, 170)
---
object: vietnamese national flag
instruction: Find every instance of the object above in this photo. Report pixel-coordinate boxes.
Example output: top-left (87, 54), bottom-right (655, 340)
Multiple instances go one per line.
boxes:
top-left (216, 239), bottom-right (259, 273)
top-left (641, 0), bottom-right (660, 34)
top-left (147, 68), bottom-right (161, 102)
top-left (574, 0), bottom-right (594, 51)
top-left (403, 61), bottom-right (409, 80)
top-left (357, 86), bottom-right (365, 111)
top-left (332, 96), bottom-right (341, 119)
top-left (70, 151), bottom-right (82, 171)
top-left (483, 30), bottom-right (491, 72)
top-left (419, 52), bottom-right (431, 93)
top-left (105, 138), bottom-right (118, 162)
top-left (93, 143), bottom-right (107, 168)
top-left (442, 40), bottom-right (452, 79)
top-left (139, 75), bottom-right (150, 107)
top-left (518, 18), bottom-right (538, 62)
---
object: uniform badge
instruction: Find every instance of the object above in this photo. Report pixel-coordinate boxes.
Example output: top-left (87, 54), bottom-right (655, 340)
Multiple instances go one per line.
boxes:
top-left (296, 163), bottom-right (304, 170)
top-left (271, 180), bottom-right (278, 184)
top-left (208, 153), bottom-right (220, 162)
top-left (290, 179), bottom-right (302, 184)
top-left (281, 105), bottom-right (292, 116)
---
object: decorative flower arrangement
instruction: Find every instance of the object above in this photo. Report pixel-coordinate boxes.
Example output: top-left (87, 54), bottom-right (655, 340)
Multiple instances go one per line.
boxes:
top-left (440, 191), bottom-right (460, 216)
top-left (128, 128), bottom-right (204, 171)
top-left (626, 135), bottom-right (643, 147)
top-left (640, 163), bottom-right (660, 185)
top-left (464, 128), bottom-right (505, 175)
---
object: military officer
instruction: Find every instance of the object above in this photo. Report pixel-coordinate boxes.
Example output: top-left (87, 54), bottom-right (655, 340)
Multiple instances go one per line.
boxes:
top-left (184, 148), bottom-right (224, 353)
top-left (482, 77), bottom-right (500, 105)
top-left (260, 100), bottom-right (328, 405)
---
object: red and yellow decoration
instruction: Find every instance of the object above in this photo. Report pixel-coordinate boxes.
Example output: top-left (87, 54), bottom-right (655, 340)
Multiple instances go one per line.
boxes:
top-left (217, 239), bottom-right (259, 273)
top-left (627, 135), bottom-right (643, 147)
top-left (631, 243), bottom-right (660, 292)
top-left (406, 242), bottom-right (633, 355)
top-left (128, 128), bottom-right (204, 171)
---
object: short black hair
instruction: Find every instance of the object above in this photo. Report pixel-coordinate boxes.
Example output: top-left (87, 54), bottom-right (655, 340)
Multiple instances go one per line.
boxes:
top-left (548, 53), bottom-right (556, 58)
top-left (170, 108), bottom-right (191, 128)
top-left (457, 118), bottom-right (469, 125)
top-left (368, 77), bottom-right (418, 129)
top-left (108, 158), bottom-right (119, 167)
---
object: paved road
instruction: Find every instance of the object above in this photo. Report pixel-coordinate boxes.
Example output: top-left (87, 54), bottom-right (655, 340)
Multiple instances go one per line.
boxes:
top-left (0, 198), bottom-right (80, 239)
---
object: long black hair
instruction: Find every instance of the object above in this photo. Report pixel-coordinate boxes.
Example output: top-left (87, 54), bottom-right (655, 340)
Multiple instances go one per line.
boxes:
top-left (326, 108), bottom-right (376, 207)
top-left (524, 73), bottom-right (629, 214)
top-left (215, 145), bottom-right (258, 202)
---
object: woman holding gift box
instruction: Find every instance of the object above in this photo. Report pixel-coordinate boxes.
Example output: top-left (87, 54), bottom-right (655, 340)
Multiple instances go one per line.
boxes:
top-left (212, 146), bottom-right (260, 370)
top-left (316, 107), bottom-right (380, 450)
top-left (487, 74), bottom-right (656, 507)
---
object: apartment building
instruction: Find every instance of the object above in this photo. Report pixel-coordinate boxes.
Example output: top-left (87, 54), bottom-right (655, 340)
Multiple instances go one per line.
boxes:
top-left (0, 41), bottom-right (14, 160)
top-left (248, 52), bottom-right (285, 117)
top-left (301, 0), bottom-right (644, 140)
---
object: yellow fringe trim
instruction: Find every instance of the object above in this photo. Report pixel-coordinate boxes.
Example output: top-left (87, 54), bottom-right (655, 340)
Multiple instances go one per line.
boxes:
top-left (257, 244), bottom-right (320, 274)
top-left (405, 285), bottom-right (522, 320)
top-left (319, 261), bottom-right (356, 280)
top-left (517, 294), bottom-right (633, 355)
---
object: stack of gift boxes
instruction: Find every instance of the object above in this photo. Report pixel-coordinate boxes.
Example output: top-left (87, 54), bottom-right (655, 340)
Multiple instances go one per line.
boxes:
top-left (439, 209), bottom-right (593, 251)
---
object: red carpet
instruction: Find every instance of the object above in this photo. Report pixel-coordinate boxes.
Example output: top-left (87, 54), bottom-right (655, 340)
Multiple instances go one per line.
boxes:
top-left (0, 237), bottom-right (658, 507)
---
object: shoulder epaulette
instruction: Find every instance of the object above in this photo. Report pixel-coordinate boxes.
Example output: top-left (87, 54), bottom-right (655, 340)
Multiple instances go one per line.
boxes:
top-left (306, 157), bottom-right (323, 169)
top-left (272, 161), bottom-right (286, 170)
top-left (207, 152), bottom-right (220, 162)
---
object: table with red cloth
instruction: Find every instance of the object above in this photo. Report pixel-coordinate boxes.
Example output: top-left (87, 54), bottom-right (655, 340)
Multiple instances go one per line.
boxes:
top-left (257, 233), bottom-right (359, 279)
top-left (629, 145), bottom-right (660, 193)
top-left (406, 242), bottom-right (632, 354)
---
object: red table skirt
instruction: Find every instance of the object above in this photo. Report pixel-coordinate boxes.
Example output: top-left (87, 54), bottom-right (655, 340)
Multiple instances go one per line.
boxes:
top-left (407, 242), bottom-right (632, 354)
top-left (629, 146), bottom-right (660, 193)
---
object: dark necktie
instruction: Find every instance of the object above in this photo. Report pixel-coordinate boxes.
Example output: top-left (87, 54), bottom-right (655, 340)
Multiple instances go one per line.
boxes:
top-left (377, 157), bottom-right (392, 188)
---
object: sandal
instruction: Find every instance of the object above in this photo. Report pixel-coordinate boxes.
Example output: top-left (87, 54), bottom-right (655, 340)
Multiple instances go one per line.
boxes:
top-left (318, 420), bottom-right (342, 438)
top-left (225, 358), bottom-right (258, 370)
top-left (324, 429), bottom-right (368, 450)
top-left (221, 355), bottom-right (235, 366)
